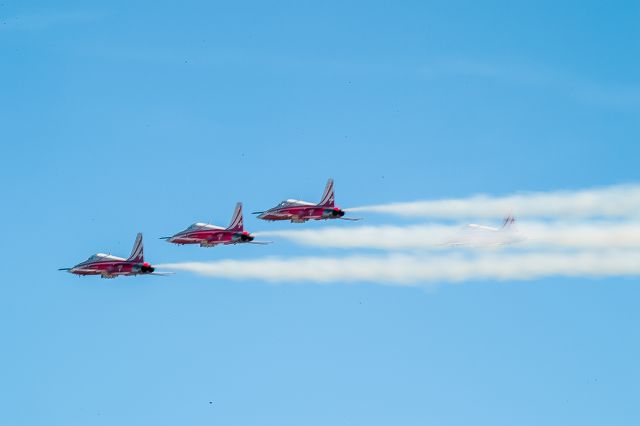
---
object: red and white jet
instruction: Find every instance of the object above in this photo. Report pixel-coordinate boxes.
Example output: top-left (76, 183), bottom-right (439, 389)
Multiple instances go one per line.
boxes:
top-left (253, 178), bottom-right (360, 223)
top-left (161, 202), bottom-right (270, 247)
top-left (59, 233), bottom-right (171, 278)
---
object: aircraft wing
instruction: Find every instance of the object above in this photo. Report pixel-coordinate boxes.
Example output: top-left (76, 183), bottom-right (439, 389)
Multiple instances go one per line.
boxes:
top-left (296, 215), bottom-right (362, 221)
top-left (69, 268), bottom-right (102, 274)
top-left (177, 237), bottom-right (226, 245)
top-left (181, 237), bottom-right (206, 243)
top-left (257, 211), bottom-right (296, 219)
top-left (150, 272), bottom-right (175, 276)
top-left (203, 239), bottom-right (226, 245)
top-left (440, 242), bottom-right (466, 247)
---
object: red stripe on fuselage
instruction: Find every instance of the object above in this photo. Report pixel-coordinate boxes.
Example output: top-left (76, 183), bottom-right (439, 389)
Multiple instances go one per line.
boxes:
top-left (259, 206), bottom-right (336, 221)
top-left (170, 230), bottom-right (237, 245)
top-left (71, 261), bottom-right (143, 276)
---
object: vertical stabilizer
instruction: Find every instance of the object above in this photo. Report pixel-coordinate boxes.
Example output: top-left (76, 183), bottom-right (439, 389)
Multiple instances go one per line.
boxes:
top-left (227, 202), bottom-right (244, 231)
top-left (502, 215), bottom-right (516, 229)
top-left (318, 178), bottom-right (335, 207)
top-left (127, 233), bottom-right (144, 262)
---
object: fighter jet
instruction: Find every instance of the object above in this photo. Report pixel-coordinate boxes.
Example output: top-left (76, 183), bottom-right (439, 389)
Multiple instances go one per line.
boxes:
top-left (59, 233), bottom-right (171, 278)
top-left (253, 178), bottom-right (360, 223)
top-left (161, 202), bottom-right (270, 247)
top-left (444, 215), bottom-right (526, 247)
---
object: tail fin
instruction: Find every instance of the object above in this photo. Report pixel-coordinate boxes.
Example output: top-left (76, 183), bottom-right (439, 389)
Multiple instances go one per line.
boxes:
top-left (318, 178), bottom-right (335, 207)
top-left (226, 202), bottom-right (244, 231)
top-left (502, 215), bottom-right (516, 229)
top-left (127, 233), bottom-right (144, 262)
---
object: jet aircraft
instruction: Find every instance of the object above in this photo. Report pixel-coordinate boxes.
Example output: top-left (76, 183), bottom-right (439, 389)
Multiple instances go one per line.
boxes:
top-left (444, 215), bottom-right (526, 247)
top-left (59, 233), bottom-right (171, 278)
top-left (253, 178), bottom-right (360, 223)
top-left (161, 202), bottom-right (270, 247)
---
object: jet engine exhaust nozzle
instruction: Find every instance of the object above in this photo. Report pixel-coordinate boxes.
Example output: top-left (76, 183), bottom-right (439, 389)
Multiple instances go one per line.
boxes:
top-left (325, 208), bottom-right (345, 218)
top-left (140, 263), bottom-right (155, 273)
top-left (237, 232), bottom-right (255, 242)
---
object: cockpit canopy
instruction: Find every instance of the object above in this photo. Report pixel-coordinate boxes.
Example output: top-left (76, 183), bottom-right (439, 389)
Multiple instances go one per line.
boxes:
top-left (185, 223), bottom-right (224, 231)
top-left (275, 199), bottom-right (315, 208)
top-left (84, 253), bottom-right (125, 263)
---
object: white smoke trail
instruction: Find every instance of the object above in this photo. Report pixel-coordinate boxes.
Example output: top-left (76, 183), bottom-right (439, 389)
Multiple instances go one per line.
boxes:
top-left (347, 184), bottom-right (640, 219)
top-left (258, 221), bottom-right (640, 250)
top-left (259, 225), bottom-right (457, 249)
top-left (161, 184), bottom-right (640, 286)
top-left (521, 221), bottom-right (640, 249)
top-left (159, 250), bottom-right (640, 285)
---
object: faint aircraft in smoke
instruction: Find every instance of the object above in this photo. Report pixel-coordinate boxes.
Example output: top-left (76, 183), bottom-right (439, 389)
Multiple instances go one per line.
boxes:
top-left (444, 215), bottom-right (526, 247)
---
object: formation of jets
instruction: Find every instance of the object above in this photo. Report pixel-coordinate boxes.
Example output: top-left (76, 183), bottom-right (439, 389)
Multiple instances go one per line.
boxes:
top-left (60, 178), bottom-right (524, 279)
top-left (60, 179), bottom-right (358, 279)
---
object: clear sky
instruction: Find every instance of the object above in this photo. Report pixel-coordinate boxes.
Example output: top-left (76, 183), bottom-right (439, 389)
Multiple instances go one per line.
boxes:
top-left (1, 1), bottom-right (640, 425)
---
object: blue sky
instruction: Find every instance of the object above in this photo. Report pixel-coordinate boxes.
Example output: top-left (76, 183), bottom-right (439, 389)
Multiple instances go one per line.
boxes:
top-left (1, 1), bottom-right (639, 425)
